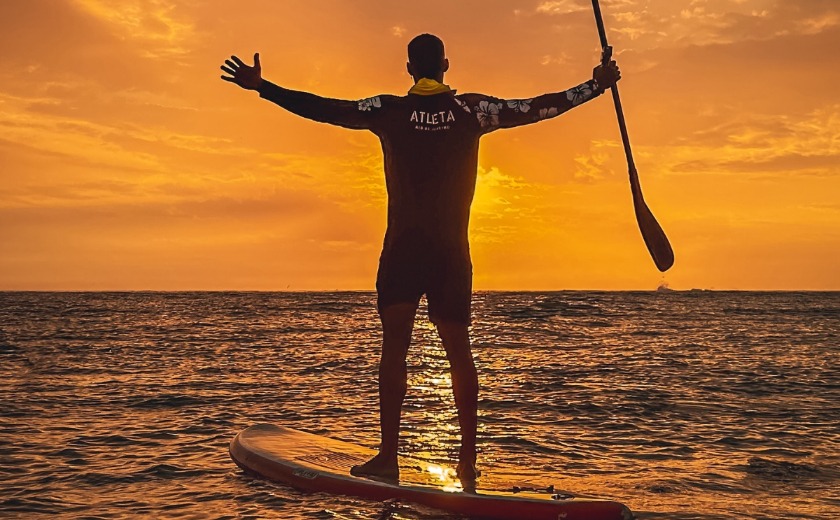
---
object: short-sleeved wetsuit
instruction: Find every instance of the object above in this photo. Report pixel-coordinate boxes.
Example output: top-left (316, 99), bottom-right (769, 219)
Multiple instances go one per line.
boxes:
top-left (259, 79), bottom-right (602, 324)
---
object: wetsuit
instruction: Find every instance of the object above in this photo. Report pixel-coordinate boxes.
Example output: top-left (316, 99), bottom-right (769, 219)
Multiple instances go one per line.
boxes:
top-left (259, 79), bottom-right (602, 324)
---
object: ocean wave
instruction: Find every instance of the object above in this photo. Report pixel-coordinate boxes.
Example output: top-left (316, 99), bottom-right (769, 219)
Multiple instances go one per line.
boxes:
top-left (1, 291), bottom-right (837, 519)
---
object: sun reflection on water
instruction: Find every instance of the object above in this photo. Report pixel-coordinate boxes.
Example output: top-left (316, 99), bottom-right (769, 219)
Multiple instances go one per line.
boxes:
top-left (424, 463), bottom-right (463, 492)
top-left (402, 309), bottom-right (474, 491)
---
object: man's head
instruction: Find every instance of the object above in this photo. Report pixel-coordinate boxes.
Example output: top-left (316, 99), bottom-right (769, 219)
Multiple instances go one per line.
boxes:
top-left (407, 34), bottom-right (449, 82)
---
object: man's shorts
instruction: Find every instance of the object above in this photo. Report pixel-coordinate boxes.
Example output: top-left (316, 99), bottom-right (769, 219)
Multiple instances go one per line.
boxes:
top-left (376, 234), bottom-right (472, 326)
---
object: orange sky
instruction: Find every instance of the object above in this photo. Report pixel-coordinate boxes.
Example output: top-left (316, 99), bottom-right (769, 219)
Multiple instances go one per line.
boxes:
top-left (1, 0), bottom-right (838, 290)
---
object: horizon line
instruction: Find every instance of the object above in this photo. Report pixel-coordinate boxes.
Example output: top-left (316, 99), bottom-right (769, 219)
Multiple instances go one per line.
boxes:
top-left (2, 288), bottom-right (839, 293)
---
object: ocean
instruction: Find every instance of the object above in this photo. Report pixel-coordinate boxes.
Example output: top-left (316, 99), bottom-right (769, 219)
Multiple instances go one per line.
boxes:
top-left (1, 291), bottom-right (838, 519)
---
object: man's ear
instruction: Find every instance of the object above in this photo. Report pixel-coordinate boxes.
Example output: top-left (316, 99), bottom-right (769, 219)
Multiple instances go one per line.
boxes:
top-left (407, 61), bottom-right (414, 77)
top-left (442, 58), bottom-right (450, 73)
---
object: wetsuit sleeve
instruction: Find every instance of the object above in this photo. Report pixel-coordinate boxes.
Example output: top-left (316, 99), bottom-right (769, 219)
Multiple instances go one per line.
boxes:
top-left (464, 79), bottom-right (603, 135)
top-left (258, 80), bottom-right (383, 131)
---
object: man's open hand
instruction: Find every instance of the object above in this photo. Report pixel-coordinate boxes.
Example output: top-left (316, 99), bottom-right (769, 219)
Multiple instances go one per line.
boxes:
top-left (221, 53), bottom-right (262, 90)
top-left (593, 60), bottom-right (621, 91)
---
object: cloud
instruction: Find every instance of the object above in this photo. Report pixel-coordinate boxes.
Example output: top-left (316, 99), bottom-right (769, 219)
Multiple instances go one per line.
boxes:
top-left (540, 52), bottom-right (574, 66)
top-left (0, 187), bottom-right (382, 290)
top-left (470, 165), bottom-right (548, 244)
top-left (70, 0), bottom-right (198, 58)
top-left (0, 93), bottom-right (163, 178)
top-left (563, 0), bottom-right (840, 52)
top-left (0, 1), bottom-right (179, 95)
top-left (573, 140), bottom-right (621, 181)
top-left (646, 105), bottom-right (840, 178)
top-left (536, 1), bottom-right (589, 15)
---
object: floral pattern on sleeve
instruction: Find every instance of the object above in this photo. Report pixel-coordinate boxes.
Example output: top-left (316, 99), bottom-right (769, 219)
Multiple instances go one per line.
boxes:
top-left (475, 100), bottom-right (503, 129)
top-left (506, 99), bottom-right (533, 113)
top-left (357, 96), bottom-right (382, 111)
top-left (538, 107), bottom-right (559, 120)
top-left (565, 83), bottom-right (593, 106)
top-left (454, 97), bottom-right (472, 113)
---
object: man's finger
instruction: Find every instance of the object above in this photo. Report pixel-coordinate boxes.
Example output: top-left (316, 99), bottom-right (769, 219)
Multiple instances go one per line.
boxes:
top-left (254, 52), bottom-right (261, 68)
top-left (221, 65), bottom-right (236, 75)
top-left (220, 75), bottom-right (236, 82)
top-left (231, 55), bottom-right (245, 67)
top-left (224, 60), bottom-right (238, 70)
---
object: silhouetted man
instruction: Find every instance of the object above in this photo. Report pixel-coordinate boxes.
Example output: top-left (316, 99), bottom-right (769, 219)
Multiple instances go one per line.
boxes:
top-left (221, 34), bottom-right (620, 485)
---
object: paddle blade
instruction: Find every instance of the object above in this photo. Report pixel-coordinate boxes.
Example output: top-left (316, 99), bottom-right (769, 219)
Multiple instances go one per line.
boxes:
top-left (630, 167), bottom-right (674, 272)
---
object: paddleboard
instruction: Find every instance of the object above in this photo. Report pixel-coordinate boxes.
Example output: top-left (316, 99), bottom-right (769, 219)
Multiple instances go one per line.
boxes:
top-left (230, 424), bottom-right (633, 520)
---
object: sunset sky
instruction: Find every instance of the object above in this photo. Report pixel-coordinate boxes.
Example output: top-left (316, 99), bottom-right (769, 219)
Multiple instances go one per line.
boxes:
top-left (1, 0), bottom-right (838, 290)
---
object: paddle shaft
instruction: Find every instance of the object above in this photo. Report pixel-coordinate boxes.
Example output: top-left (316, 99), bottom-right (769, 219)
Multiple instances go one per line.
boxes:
top-left (591, 0), bottom-right (639, 195)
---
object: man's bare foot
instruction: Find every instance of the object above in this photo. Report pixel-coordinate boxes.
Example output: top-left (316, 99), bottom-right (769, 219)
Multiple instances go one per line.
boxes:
top-left (350, 453), bottom-right (399, 482)
top-left (457, 445), bottom-right (480, 484)
top-left (456, 460), bottom-right (481, 483)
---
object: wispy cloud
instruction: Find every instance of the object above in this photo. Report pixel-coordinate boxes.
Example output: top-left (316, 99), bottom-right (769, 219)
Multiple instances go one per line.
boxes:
top-left (665, 105), bottom-right (840, 177)
top-left (559, 0), bottom-right (840, 51)
top-left (573, 140), bottom-right (621, 181)
top-left (536, 0), bottom-right (589, 15)
top-left (70, 0), bottom-right (197, 58)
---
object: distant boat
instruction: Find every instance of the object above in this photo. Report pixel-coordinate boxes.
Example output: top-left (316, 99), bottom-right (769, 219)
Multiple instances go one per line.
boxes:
top-left (656, 283), bottom-right (675, 292)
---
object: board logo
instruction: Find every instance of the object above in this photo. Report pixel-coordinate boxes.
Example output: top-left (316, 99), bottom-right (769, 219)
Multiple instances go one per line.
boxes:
top-left (292, 468), bottom-right (318, 480)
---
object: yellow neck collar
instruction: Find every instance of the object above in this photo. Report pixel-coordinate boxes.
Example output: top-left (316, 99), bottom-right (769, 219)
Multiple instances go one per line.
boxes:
top-left (408, 78), bottom-right (452, 96)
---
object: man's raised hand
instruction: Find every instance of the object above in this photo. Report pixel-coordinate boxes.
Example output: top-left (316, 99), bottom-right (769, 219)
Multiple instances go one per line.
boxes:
top-left (593, 60), bottom-right (621, 91)
top-left (221, 53), bottom-right (262, 90)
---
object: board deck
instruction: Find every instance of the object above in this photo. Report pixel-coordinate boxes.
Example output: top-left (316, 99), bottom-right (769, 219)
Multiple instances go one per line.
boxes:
top-left (230, 424), bottom-right (633, 520)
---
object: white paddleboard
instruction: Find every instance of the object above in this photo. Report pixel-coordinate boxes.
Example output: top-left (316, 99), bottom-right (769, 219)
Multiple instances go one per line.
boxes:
top-left (230, 424), bottom-right (633, 520)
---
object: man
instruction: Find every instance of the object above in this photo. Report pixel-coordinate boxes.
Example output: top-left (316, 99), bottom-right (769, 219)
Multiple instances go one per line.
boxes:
top-left (221, 34), bottom-right (620, 485)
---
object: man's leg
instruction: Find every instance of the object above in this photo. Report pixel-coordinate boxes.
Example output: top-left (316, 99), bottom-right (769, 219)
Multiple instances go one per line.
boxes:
top-left (351, 302), bottom-right (417, 480)
top-left (436, 320), bottom-right (479, 482)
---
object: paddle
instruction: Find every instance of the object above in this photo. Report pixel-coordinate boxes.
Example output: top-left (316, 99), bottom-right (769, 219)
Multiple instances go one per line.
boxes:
top-left (591, 0), bottom-right (674, 272)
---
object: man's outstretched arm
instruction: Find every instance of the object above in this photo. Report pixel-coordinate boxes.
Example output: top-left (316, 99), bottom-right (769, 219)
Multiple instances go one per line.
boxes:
top-left (464, 60), bottom-right (621, 134)
top-left (221, 53), bottom-right (381, 131)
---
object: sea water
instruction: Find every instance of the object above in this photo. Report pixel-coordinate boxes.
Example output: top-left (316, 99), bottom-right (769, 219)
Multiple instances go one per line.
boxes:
top-left (1, 291), bottom-right (838, 519)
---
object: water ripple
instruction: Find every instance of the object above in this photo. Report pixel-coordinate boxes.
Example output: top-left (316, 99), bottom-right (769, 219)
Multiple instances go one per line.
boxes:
top-left (0, 291), bottom-right (837, 519)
